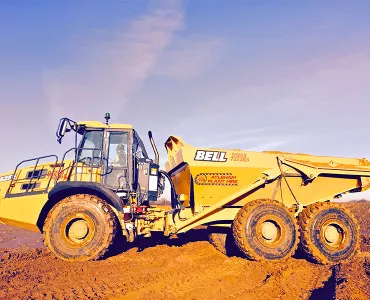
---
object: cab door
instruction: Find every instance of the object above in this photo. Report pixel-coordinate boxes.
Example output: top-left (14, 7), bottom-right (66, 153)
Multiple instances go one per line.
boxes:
top-left (103, 131), bottom-right (131, 190)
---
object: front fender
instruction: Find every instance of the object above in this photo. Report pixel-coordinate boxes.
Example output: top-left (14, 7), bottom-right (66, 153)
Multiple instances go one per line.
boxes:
top-left (36, 181), bottom-right (124, 231)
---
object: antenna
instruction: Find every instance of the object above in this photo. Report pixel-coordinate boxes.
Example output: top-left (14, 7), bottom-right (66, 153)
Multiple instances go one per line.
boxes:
top-left (105, 112), bottom-right (111, 125)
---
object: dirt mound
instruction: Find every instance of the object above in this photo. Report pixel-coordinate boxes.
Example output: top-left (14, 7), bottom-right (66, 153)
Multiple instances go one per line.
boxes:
top-left (0, 201), bottom-right (369, 300)
top-left (338, 201), bottom-right (370, 252)
top-left (0, 239), bottom-right (332, 300)
top-left (334, 254), bottom-right (370, 300)
top-left (0, 222), bottom-right (44, 249)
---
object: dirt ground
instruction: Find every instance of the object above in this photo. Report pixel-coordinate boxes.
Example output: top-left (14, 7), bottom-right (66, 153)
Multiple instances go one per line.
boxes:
top-left (0, 202), bottom-right (369, 300)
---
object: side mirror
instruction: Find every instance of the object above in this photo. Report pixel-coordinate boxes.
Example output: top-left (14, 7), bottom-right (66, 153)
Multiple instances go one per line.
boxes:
top-left (56, 119), bottom-right (68, 144)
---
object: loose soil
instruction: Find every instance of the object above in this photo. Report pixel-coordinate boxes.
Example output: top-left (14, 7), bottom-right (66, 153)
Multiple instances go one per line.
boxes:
top-left (0, 201), bottom-right (368, 300)
top-left (340, 200), bottom-right (370, 252)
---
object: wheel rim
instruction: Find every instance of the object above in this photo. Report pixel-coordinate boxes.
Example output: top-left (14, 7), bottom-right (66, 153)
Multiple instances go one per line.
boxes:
top-left (256, 216), bottom-right (283, 246)
top-left (261, 221), bottom-right (279, 241)
top-left (61, 213), bottom-right (96, 248)
top-left (320, 220), bottom-right (346, 249)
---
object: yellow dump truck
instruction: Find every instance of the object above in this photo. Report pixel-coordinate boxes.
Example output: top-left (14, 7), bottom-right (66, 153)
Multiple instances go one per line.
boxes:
top-left (0, 114), bottom-right (366, 265)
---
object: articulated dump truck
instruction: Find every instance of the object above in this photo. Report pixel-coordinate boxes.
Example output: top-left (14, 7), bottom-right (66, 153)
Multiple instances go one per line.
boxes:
top-left (0, 114), bottom-right (368, 265)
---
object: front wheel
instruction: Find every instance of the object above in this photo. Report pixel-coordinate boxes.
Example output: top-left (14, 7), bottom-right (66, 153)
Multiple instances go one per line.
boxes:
top-left (232, 199), bottom-right (300, 262)
top-left (43, 194), bottom-right (118, 262)
top-left (298, 202), bottom-right (360, 265)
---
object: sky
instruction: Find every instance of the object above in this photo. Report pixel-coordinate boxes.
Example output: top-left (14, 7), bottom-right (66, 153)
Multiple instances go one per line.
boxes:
top-left (1, 0), bottom-right (370, 188)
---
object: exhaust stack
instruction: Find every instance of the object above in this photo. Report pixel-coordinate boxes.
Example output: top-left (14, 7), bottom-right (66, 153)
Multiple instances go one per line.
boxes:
top-left (148, 131), bottom-right (159, 165)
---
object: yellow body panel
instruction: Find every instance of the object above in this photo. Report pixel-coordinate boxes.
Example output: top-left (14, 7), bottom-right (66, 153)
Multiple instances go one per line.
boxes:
top-left (77, 121), bottom-right (132, 130)
top-left (163, 135), bottom-right (370, 232)
top-left (0, 194), bottom-right (49, 232)
top-left (169, 164), bottom-right (192, 208)
top-left (0, 160), bottom-right (104, 232)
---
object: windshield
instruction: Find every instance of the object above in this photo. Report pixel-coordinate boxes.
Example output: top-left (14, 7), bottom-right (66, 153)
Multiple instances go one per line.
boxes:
top-left (133, 130), bottom-right (149, 159)
top-left (77, 130), bottom-right (104, 164)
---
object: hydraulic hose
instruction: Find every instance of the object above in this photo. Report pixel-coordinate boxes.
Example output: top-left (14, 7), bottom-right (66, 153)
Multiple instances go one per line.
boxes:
top-left (158, 170), bottom-right (190, 223)
top-left (158, 170), bottom-right (180, 210)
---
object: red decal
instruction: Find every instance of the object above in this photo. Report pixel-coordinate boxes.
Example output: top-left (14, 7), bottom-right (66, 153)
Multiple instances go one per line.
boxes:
top-left (231, 153), bottom-right (249, 162)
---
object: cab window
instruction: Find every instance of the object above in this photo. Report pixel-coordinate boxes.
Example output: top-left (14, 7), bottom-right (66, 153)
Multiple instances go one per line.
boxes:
top-left (107, 132), bottom-right (129, 168)
top-left (105, 132), bottom-right (129, 188)
top-left (133, 130), bottom-right (149, 159)
top-left (78, 130), bottom-right (104, 164)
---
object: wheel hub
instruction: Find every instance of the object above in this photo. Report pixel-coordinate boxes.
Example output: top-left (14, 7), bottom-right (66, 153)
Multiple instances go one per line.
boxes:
top-left (60, 212), bottom-right (96, 248)
top-left (324, 224), bottom-right (341, 244)
top-left (261, 221), bottom-right (279, 241)
top-left (69, 220), bottom-right (89, 240)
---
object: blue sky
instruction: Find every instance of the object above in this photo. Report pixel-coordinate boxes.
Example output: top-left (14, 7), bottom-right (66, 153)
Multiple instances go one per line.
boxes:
top-left (1, 0), bottom-right (370, 172)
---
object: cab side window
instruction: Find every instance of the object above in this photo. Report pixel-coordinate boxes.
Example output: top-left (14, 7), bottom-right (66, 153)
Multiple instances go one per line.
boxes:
top-left (132, 130), bottom-right (149, 159)
top-left (106, 132), bottom-right (129, 188)
top-left (107, 133), bottom-right (128, 168)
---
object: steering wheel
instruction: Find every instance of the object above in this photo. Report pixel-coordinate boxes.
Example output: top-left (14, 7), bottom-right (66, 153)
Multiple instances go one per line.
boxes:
top-left (78, 157), bottom-right (92, 166)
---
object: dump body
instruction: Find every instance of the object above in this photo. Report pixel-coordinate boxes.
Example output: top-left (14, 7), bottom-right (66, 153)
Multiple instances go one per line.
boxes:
top-left (163, 135), bottom-right (370, 232)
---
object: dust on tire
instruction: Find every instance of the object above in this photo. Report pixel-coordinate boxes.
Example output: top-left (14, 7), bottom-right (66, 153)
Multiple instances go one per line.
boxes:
top-left (232, 198), bottom-right (300, 262)
top-left (43, 193), bottom-right (118, 262)
top-left (297, 201), bottom-right (360, 265)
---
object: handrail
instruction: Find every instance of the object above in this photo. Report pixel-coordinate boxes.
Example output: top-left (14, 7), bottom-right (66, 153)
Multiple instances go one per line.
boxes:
top-left (55, 147), bottom-right (111, 185)
top-left (5, 144), bottom-right (127, 197)
top-left (6, 154), bottom-right (58, 197)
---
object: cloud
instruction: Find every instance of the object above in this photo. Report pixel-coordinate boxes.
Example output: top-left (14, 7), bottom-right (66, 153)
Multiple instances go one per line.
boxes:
top-left (153, 37), bottom-right (224, 80)
top-left (247, 140), bottom-right (290, 151)
top-left (187, 127), bottom-right (272, 145)
top-left (43, 1), bottom-right (184, 121)
top-left (205, 136), bottom-right (293, 150)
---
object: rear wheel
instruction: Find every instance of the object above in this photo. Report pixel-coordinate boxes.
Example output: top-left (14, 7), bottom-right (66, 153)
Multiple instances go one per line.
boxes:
top-left (43, 194), bottom-right (118, 262)
top-left (298, 202), bottom-right (360, 265)
top-left (232, 199), bottom-right (299, 262)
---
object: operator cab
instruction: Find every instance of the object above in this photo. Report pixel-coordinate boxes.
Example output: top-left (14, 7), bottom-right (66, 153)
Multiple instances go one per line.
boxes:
top-left (56, 114), bottom-right (162, 204)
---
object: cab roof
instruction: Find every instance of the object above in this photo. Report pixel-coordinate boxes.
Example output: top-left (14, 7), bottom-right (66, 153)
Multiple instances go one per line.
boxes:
top-left (77, 121), bottom-right (133, 130)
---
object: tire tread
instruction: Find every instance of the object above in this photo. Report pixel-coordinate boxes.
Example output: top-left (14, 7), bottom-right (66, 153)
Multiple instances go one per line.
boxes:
top-left (297, 201), bottom-right (360, 265)
top-left (232, 198), bottom-right (300, 262)
top-left (43, 193), bottom-right (118, 261)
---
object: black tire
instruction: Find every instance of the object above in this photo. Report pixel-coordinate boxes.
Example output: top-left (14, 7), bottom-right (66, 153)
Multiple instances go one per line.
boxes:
top-left (232, 199), bottom-right (300, 262)
top-left (298, 201), bottom-right (360, 265)
top-left (43, 194), bottom-right (118, 262)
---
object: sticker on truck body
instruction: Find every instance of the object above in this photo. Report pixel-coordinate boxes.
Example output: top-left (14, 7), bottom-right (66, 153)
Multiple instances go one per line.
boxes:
top-left (194, 150), bottom-right (227, 162)
top-left (194, 173), bottom-right (238, 186)
top-left (149, 175), bottom-right (158, 191)
top-left (0, 175), bottom-right (14, 182)
top-left (230, 152), bottom-right (249, 162)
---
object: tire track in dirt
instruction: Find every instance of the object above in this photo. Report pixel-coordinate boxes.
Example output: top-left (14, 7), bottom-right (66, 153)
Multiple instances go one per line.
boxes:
top-left (333, 253), bottom-right (370, 300)
top-left (339, 201), bottom-right (370, 252)
top-left (0, 201), bottom-right (369, 300)
top-left (0, 238), bottom-right (333, 300)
